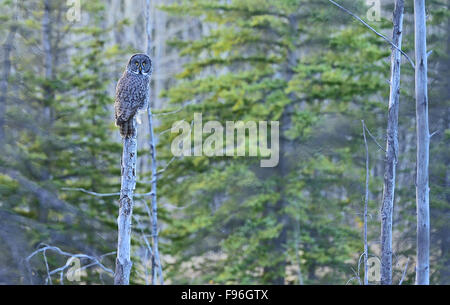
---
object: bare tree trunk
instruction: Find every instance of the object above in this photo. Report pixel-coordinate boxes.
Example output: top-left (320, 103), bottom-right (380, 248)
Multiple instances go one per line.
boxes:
top-left (362, 121), bottom-right (369, 285)
top-left (145, 0), bottom-right (163, 285)
top-left (414, 0), bottom-right (430, 285)
top-left (148, 104), bottom-right (163, 285)
top-left (114, 120), bottom-right (138, 285)
top-left (380, 0), bottom-right (405, 285)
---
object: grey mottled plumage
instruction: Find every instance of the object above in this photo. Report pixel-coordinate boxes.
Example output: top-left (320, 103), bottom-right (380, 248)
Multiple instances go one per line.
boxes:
top-left (115, 53), bottom-right (152, 138)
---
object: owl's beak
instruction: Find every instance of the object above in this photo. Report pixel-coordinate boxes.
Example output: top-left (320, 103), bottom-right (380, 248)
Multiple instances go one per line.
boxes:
top-left (139, 66), bottom-right (142, 73)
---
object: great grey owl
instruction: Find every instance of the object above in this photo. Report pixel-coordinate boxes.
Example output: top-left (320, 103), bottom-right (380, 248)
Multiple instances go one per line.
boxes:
top-left (114, 53), bottom-right (152, 138)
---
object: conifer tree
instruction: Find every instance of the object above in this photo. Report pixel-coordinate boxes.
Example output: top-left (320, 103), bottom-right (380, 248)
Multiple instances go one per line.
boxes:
top-left (158, 0), bottom-right (390, 284)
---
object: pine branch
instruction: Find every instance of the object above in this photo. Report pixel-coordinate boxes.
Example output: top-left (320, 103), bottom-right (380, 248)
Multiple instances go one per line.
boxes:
top-left (327, 0), bottom-right (415, 69)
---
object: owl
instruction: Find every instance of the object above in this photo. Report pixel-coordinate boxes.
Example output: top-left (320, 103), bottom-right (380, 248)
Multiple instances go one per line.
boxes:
top-left (114, 53), bottom-right (152, 138)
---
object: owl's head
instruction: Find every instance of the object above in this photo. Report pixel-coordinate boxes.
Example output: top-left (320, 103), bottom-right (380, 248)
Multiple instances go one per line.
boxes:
top-left (127, 53), bottom-right (152, 76)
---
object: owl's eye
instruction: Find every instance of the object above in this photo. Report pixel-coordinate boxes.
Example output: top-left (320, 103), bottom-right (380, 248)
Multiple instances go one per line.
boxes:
top-left (142, 62), bottom-right (146, 66)
top-left (135, 62), bottom-right (139, 66)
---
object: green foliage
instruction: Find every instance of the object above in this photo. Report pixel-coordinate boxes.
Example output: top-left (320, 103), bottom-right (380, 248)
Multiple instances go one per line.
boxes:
top-left (0, 0), bottom-right (126, 284)
top-left (0, 0), bottom-right (447, 285)
top-left (157, 0), bottom-right (393, 284)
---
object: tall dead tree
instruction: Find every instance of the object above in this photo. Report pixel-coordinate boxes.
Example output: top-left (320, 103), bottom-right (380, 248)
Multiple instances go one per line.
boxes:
top-left (362, 121), bottom-right (369, 285)
top-left (414, 0), bottom-right (430, 285)
top-left (380, 0), bottom-right (405, 285)
top-left (114, 122), bottom-right (138, 285)
top-left (145, 0), bottom-right (163, 285)
top-left (327, 0), bottom-right (415, 285)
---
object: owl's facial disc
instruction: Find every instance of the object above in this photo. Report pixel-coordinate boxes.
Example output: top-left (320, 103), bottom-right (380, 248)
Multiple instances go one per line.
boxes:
top-left (128, 54), bottom-right (152, 75)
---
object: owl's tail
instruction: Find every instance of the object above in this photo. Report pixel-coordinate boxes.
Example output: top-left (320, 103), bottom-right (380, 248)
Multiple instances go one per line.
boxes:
top-left (118, 119), bottom-right (135, 138)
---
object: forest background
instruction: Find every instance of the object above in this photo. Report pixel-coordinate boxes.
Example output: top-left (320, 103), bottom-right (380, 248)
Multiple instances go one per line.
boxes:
top-left (0, 0), bottom-right (448, 285)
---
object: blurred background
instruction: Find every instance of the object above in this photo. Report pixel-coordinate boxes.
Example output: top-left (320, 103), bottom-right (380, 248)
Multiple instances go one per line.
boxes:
top-left (0, 0), bottom-right (448, 284)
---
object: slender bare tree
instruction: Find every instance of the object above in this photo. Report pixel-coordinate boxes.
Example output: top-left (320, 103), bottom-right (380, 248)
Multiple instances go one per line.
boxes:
top-left (414, 0), bottom-right (430, 285)
top-left (145, 0), bottom-right (163, 285)
top-left (362, 121), bottom-right (369, 285)
top-left (114, 122), bottom-right (138, 285)
top-left (380, 0), bottom-right (405, 285)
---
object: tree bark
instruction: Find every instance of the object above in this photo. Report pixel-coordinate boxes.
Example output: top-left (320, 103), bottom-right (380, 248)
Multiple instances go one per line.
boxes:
top-left (362, 121), bottom-right (369, 285)
top-left (414, 0), bottom-right (430, 285)
top-left (145, 0), bottom-right (163, 285)
top-left (114, 119), bottom-right (138, 285)
top-left (380, 0), bottom-right (405, 285)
